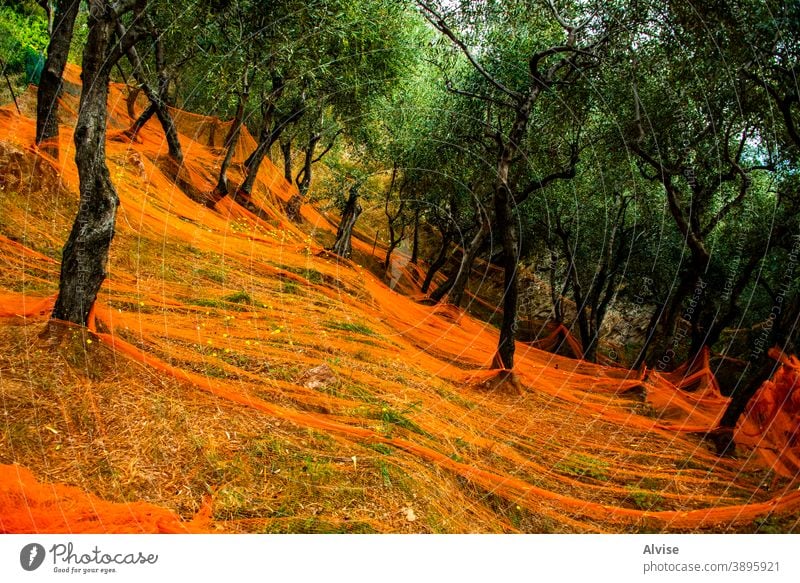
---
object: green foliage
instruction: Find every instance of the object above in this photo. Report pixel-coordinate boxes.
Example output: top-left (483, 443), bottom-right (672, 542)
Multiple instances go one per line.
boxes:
top-left (0, 5), bottom-right (48, 83)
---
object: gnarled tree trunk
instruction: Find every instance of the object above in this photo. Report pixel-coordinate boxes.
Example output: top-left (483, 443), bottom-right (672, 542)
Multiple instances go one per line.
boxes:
top-left (52, 0), bottom-right (136, 324)
top-left (331, 184), bottom-right (362, 258)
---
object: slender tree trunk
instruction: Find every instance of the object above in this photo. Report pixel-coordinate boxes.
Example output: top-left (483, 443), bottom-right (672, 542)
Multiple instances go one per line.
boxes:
top-left (665, 266), bottom-right (705, 365)
top-left (547, 248), bottom-right (565, 324)
top-left (281, 139), bottom-right (292, 183)
top-left (411, 207), bottom-right (420, 265)
top-left (52, 2), bottom-right (123, 325)
top-left (692, 254), bottom-right (761, 358)
top-left (493, 191), bottom-right (519, 369)
top-left (382, 166), bottom-right (403, 271)
top-left (384, 221), bottom-right (406, 273)
top-left (35, 0), bottom-right (80, 153)
top-left (285, 193), bottom-right (303, 221)
top-left (238, 134), bottom-right (273, 198)
top-left (286, 134), bottom-right (318, 222)
top-left (237, 79), bottom-right (294, 200)
top-left (430, 223), bottom-right (487, 305)
top-left (331, 185), bottom-right (362, 258)
top-left (126, 102), bottom-right (156, 137)
top-left (581, 320), bottom-right (598, 362)
top-left (491, 92), bottom-right (535, 370)
top-left (421, 230), bottom-right (452, 293)
top-left (215, 75), bottom-right (250, 197)
top-left (384, 238), bottom-right (401, 271)
top-left (243, 125), bottom-right (268, 169)
top-left (558, 226), bottom-right (598, 362)
top-left (642, 273), bottom-right (696, 370)
top-left (121, 28), bottom-right (183, 162)
top-left (633, 301), bottom-right (665, 370)
top-left (126, 84), bottom-right (141, 119)
top-left (207, 119), bottom-right (217, 147)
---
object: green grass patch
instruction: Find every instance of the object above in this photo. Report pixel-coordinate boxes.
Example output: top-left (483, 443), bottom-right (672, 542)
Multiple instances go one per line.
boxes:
top-left (281, 281), bottom-right (301, 294)
top-left (262, 518), bottom-right (376, 534)
top-left (223, 290), bottom-right (254, 304)
top-left (377, 405), bottom-right (429, 437)
top-left (365, 443), bottom-right (393, 455)
top-left (625, 486), bottom-right (664, 511)
top-left (196, 267), bottom-right (227, 283)
top-left (325, 320), bottom-right (376, 336)
top-left (554, 454), bottom-right (609, 481)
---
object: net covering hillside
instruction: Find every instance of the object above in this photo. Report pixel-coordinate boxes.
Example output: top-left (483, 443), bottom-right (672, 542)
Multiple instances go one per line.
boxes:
top-left (0, 65), bottom-right (798, 533)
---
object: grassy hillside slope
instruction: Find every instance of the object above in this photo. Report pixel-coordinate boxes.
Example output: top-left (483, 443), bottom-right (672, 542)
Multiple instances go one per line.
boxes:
top-left (0, 66), bottom-right (798, 533)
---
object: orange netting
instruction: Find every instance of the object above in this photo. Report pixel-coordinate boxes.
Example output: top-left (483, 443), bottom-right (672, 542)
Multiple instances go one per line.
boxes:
top-left (0, 64), bottom-right (798, 533)
top-left (0, 464), bottom-right (210, 533)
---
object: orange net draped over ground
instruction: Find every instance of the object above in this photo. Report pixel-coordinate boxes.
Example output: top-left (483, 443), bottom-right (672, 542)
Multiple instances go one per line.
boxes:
top-left (0, 65), bottom-right (798, 533)
top-left (0, 465), bottom-right (210, 533)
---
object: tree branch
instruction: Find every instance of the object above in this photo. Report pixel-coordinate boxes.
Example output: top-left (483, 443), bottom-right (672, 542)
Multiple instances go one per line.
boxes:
top-left (416, 1), bottom-right (521, 101)
top-left (311, 129), bottom-right (343, 163)
top-left (517, 142), bottom-right (580, 203)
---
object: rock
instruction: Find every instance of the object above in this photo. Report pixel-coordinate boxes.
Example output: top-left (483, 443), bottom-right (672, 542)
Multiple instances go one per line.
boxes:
top-left (297, 364), bottom-right (338, 390)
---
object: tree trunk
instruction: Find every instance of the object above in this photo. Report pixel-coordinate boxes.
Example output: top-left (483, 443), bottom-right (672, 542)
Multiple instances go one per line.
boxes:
top-left (126, 102), bottom-right (156, 137)
top-left (281, 138), bottom-right (292, 182)
top-left (547, 248), bottom-right (566, 324)
top-left (664, 265), bottom-right (706, 366)
top-left (431, 222), bottom-right (488, 305)
top-left (215, 76), bottom-right (250, 197)
top-left (237, 80), bottom-right (293, 199)
top-left (633, 301), bottom-right (665, 370)
top-left (714, 289), bottom-right (800, 453)
top-left (411, 207), bottom-right (420, 264)
top-left (126, 84), bottom-right (141, 119)
top-left (285, 193), bottom-right (303, 222)
top-left (558, 225), bottom-right (599, 362)
top-left (121, 27), bottom-right (183, 162)
top-left (238, 135), bottom-right (273, 198)
top-left (382, 166), bottom-right (403, 271)
top-left (421, 230), bottom-right (452, 293)
top-left (493, 191), bottom-right (519, 369)
top-left (207, 119), bottom-right (217, 147)
top-left (286, 134), bottom-right (318, 222)
top-left (243, 125), bottom-right (268, 168)
top-left (35, 0), bottom-right (80, 153)
top-left (331, 185), bottom-right (362, 258)
top-left (641, 273), bottom-right (695, 370)
top-left (694, 254), bottom-right (761, 357)
top-left (52, 2), bottom-right (122, 325)
top-left (384, 239), bottom-right (401, 272)
top-left (490, 91), bottom-right (535, 370)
